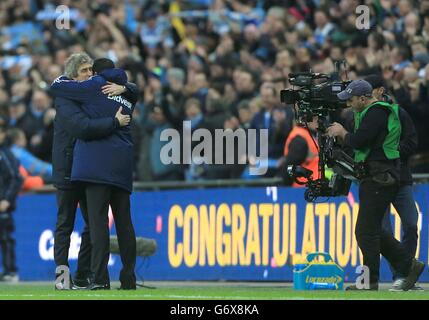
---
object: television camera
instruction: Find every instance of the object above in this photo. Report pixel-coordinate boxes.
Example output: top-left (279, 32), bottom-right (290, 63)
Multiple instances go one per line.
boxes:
top-left (280, 62), bottom-right (366, 202)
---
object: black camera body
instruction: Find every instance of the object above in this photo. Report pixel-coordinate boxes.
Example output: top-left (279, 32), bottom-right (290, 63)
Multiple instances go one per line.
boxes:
top-left (281, 63), bottom-right (365, 202)
top-left (280, 72), bottom-right (350, 122)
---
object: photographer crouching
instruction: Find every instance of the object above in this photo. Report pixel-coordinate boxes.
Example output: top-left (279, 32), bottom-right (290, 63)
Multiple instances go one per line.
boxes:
top-left (326, 79), bottom-right (425, 291)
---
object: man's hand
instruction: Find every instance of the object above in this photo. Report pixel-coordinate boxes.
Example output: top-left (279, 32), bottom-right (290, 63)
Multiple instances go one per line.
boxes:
top-left (326, 122), bottom-right (348, 139)
top-left (0, 200), bottom-right (10, 212)
top-left (102, 82), bottom-right (127, 96)
top-left (115, 107), bottom-right (131, 127)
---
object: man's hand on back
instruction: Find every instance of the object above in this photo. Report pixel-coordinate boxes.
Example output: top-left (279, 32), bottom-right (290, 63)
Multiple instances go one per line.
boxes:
top-left (115, 107), bottom-right (131, 127)
top-left (102, 82), bottom-right (127, 96)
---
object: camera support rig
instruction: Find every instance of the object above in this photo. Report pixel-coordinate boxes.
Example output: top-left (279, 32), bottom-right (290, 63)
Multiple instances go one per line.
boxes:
top-left (302, 110), bottom-right (351, 202)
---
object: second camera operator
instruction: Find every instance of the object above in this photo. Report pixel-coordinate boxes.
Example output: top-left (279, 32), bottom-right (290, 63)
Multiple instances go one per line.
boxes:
top-left (365, 75), bottom-right (421, 291)
top-left (326, 79), bottom-right (425, 291)
top-left (281, 116), bottom-right (319, 186)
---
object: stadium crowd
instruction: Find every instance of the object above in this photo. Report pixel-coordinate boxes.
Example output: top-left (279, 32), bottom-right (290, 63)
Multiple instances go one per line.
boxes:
top-left (0, 0), bottom-right (429, 186)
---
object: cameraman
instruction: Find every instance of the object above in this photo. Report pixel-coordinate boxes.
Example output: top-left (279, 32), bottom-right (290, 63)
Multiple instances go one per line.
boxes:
top-left (365, 75), bottom-right (421, 291)
top-left (326, 79), bottom-right (424, 291)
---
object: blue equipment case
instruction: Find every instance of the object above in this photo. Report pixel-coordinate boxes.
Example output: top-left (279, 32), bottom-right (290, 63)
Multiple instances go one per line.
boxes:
top-left (293, 252), bottom-right (344, 290)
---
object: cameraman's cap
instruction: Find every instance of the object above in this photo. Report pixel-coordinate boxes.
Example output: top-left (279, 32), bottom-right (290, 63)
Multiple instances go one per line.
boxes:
top-left (337, 79), bottom-right (373, 101)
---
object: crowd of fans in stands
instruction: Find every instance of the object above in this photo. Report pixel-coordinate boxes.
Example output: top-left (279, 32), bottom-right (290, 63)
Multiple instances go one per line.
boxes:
top-left (0, 0), bottom-right (428, 186)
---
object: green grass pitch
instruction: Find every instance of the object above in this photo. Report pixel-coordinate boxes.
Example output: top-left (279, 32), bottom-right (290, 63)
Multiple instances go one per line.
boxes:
top-left (0, 282), bottom-right (428, 300)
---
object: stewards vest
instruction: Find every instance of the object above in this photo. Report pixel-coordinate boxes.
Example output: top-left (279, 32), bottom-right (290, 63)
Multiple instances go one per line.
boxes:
top-left (284, 126), bottom-right (319, 187)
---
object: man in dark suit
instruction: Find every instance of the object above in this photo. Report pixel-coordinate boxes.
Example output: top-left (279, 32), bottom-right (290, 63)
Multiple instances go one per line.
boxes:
top-left (51, 53), bottom-right (136, 289)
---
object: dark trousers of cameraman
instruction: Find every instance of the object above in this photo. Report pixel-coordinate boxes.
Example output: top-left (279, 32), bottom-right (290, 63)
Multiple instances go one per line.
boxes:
top-left (54, 186), bottom-right (92, 279)
top-left (356, 180), bottom-right (412, 284)
top-left (85, 183), bottom-right (136, 288)
top-left (382, 184), bottom-right (419, 279)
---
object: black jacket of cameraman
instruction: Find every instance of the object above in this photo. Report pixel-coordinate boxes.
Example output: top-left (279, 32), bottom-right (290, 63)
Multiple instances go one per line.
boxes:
top-left (344, 103), bottom-right (400, 181)
top-left (397, 107), bottom-right (418, 185)
top-left (341, 106), bottom-right (417, 185)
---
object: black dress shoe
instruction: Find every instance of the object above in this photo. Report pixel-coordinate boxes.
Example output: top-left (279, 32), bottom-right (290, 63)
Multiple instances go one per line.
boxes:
top-left (73, 276), bottom-right (91, 289)
top-left (86, 283), bottom-right (110, 290)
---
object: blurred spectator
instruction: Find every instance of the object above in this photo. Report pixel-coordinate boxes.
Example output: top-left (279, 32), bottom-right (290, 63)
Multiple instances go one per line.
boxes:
top-left (391, 46), bottom-right (412, 72)
top-left (8, 128), bottom-right (52, 182)
top-left (187, 70), bottom-right (209, 111)
top-left (237, 99), bottom-right (252, 129)
top-left (230, 67), bottom-right (258, 115)
top-left (29, 106), bottom-right (55, 163)
top-left (250, 82), bottom-right (294, 176)
top-left (0, 120), bottom-right (23, 282)
top-left (203, 113), bottom-right (247, 180)
top-left (142, 105), bottom-right (183, 181)
top-left (8, 97), bottom-right (39, 142)
top-left (313, 10), bottom-right (336, 46)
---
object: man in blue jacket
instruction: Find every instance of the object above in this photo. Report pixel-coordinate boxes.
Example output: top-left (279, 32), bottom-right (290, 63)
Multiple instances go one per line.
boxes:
top-left (0, 119), bottom-right (23, 282)
top-left (50, 58), bottom-right (138, 290)
top-left (51, 53), bottom-right (136, 290)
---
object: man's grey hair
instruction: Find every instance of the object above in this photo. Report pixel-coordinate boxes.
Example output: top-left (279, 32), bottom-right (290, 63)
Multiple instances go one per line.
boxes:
top-left (64, 53), bottom-right (93, 79)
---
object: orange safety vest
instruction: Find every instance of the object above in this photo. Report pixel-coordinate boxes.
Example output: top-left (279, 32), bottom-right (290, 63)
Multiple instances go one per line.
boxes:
top-left (283, 126), bottom-right (319, 187)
